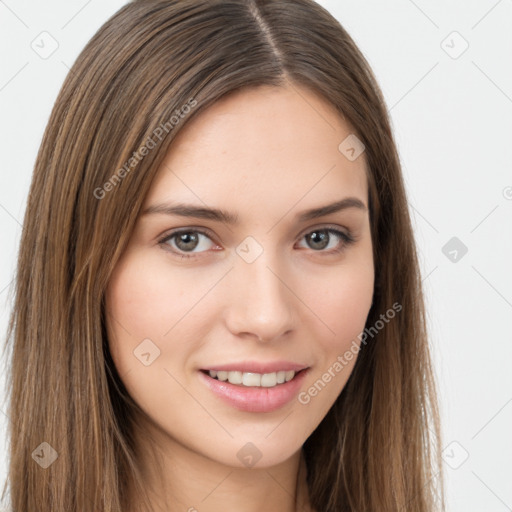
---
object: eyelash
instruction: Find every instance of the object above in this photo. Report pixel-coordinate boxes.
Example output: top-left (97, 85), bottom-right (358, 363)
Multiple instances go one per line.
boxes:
top-left (157, 226), bottom-right (356, 260)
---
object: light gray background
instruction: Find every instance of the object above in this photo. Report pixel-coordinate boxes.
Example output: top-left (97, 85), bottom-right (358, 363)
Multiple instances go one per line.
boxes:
top-left (1, 1), bottom-right (511, 510)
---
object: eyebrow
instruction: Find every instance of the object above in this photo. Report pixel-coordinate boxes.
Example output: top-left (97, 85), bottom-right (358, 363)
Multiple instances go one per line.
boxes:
top-left (142, 197), bottom-right (367, 224)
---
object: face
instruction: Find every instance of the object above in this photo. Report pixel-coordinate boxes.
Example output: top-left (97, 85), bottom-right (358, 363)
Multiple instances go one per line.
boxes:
top-left (105, 83), bottom-right (374, 470)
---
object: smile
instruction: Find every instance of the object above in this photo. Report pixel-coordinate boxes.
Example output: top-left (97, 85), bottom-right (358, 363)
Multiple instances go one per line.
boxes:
top-left (206, 369), bottom-right (296, 387)
top-left (198, 366), bottom-right (310, 413)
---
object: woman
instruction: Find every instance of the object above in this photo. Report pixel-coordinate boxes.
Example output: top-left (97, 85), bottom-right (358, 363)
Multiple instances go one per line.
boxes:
top-left (2, 0), bottom-right (444, 510)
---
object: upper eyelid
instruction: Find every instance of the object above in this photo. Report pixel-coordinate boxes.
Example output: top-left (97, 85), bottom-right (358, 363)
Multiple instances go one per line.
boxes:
top-left (159, 227), bottom-right (217, 245)
top-left (297, 224), bottom-right (351, 239)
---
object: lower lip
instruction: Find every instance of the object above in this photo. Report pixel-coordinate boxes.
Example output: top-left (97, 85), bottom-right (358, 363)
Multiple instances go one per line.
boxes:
top-left (198, 369), bottom-right (309, 413)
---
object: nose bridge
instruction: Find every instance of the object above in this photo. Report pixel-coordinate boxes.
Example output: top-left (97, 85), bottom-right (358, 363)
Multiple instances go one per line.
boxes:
top-left (225, 240), bottom-right (296, 341)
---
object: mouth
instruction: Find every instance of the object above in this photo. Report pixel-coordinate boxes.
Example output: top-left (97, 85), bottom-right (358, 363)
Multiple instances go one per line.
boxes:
top-left (198, 365), bottom-right (310, 413)
top-left (200, 369), bottom-right (304, 388)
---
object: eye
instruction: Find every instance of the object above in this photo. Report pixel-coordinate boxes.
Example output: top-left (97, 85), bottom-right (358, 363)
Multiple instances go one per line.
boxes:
top-left (159, 229), bottom-right (218, 258)
top-left (158, 226), bottom-right (355, 259)
top-left (296, 227), bottom-right (355, 254)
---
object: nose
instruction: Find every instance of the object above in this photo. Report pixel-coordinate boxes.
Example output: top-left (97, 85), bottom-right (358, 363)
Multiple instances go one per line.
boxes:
top-left (224, 251), bottom-right (296, 343)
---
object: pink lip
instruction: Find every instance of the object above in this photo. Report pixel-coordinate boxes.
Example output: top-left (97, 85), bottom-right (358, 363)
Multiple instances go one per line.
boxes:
top-left (198, 368), bottom-right (310, 413)
top-left (201, 361), bottom-right (308, 374)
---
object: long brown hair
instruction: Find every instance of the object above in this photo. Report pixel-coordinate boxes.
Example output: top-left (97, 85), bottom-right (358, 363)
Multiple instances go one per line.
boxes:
top-left (2, 0), bottom-right (444, 510)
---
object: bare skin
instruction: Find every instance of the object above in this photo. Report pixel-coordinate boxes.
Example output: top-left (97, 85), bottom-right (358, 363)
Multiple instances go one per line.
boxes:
top-left (105, 82), bottom-right (374, 512)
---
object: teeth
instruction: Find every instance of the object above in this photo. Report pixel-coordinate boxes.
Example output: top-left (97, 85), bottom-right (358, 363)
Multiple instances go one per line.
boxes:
top-left (208, 370), bottom-right (297, 387)
top-left (217, 371), bottom-right (228, 381)
top-left (243, 372), bottom-right (261, 387)
top-left (285, 370), bottom-right (295, 382)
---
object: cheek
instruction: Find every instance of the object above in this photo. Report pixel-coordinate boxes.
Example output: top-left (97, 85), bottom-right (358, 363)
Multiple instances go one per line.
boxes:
top-left (104, 251), bottom-right (220, 379)
top-left (105, 253), bottom-right (199, 343)
top-left (104, 254), bottom-right (194, 414)
top-left (297, 256), bottom-right (374, 412)
top-left (335, 275), bottom-right (373, 342)
top-left (313, 260), bottom-right (374, 348)
top-left (104, 253), bottom-right (170, 379)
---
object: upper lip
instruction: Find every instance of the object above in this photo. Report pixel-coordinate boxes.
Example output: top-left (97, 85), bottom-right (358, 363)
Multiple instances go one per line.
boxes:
top-left (201, 361), bottom-right (309, 374)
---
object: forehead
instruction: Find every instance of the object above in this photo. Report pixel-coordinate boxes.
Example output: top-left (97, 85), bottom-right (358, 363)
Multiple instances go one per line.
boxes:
top-left (144, 84), bottom-right (368, 221)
